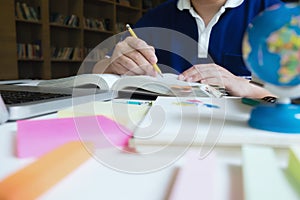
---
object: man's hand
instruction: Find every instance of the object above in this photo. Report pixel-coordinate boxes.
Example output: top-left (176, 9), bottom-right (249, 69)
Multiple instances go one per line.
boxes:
top-left (93, 36), bottom-right (158, 76)
top-left (178, 63), bottom-right (274, 98)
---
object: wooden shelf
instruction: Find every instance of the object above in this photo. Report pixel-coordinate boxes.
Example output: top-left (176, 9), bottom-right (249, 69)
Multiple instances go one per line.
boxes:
top-left (116, 3), bottom-right (141, 11)
top-left (18, 58), bottom-right (44, 62)
top-left (16, 18), bottom-right (42, 24)
top-left (84, 28), bottom-right (114, 34)
top-left (85, 0), bottom-right (115, 5)
top-left (0, 0), bottom-right (167, 80)
top-left (51, 59), bottom-right (83, 62)
top-left (50, 23), bottom-right (81, 30)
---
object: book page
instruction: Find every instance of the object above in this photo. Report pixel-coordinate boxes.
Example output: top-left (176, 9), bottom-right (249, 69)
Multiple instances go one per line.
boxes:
top-left (37, 73), bottom-right (222, 97)
top-left (38, 74), bottom-right (120, 90)
top-left (112, 73), bottom-right (213, 97)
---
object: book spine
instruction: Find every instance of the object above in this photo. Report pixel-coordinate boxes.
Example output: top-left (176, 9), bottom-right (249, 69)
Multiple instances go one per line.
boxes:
top-left (21, 3), bottom-right (32, 20)
top-left (15, 2), bottom-right (24, 19)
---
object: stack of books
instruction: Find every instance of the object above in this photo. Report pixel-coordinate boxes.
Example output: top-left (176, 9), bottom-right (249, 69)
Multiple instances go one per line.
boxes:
top-left (51, 47), bottom-right (83, 61)
top-left (84, 17), bottom-right (110, 31)
top-left (50, 13), bottom-right (79, 27)
top-left (17, 41), bottom-right (42, 59)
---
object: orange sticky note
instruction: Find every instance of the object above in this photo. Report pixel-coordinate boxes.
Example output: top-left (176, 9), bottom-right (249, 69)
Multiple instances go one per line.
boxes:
top-left (0, 141), bottom-right (91, 200)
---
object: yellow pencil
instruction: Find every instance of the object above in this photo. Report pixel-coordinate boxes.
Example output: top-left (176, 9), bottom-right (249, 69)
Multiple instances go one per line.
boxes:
top-left (126, 24), bottom-right (163, 77)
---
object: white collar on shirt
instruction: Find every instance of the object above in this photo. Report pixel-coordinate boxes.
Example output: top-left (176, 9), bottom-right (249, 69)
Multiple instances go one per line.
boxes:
top-left (177, 0), bottom-right (244, 10)
top-left (176, 0), bottom-right (244, 58)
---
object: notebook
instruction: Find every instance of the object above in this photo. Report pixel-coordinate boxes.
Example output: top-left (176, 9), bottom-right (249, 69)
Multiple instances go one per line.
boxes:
top-left (131, 96), bottom-right (300, 151)
top-left (0, 84), bottom-right (116, 122)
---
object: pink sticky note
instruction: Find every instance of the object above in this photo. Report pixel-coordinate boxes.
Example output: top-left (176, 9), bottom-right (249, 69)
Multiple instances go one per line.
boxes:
top-left (16, 115), bottom-right (132, 158)
top-left (169, 151), bottom-right (216, 200)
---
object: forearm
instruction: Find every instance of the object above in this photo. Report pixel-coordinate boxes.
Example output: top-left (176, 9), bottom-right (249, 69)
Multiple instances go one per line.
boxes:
top-left (231, 77), bottom-right (275, 98)
top-left (244, 83), bottom-right (275, 98)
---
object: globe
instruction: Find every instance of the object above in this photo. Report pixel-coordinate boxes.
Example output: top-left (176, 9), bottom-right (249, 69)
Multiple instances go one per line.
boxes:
top-left (243, 3), bottom-right (300, 87)
top-left (242, 3), bottom-right (300, 133)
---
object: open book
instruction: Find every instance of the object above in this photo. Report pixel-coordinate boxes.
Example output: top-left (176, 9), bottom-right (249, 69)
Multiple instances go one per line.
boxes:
top-left (38, 73), bottom-right (224, 98)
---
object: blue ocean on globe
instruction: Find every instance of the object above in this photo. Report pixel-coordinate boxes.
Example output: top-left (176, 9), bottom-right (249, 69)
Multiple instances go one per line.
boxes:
top-left (243, 3), bottom-right (300, 86)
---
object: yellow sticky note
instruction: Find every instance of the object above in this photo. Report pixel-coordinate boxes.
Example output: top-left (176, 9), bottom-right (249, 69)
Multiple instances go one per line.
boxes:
top-left (57, 101), bottom-right (150, 131)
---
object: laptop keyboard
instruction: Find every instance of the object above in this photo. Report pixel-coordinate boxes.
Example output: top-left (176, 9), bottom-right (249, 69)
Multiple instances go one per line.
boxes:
top-left (0, 90), bottom-right (70, 105)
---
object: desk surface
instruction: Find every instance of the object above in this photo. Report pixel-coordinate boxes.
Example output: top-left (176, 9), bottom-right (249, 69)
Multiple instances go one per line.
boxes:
top-left (0, 103), bottom-right (294, 200)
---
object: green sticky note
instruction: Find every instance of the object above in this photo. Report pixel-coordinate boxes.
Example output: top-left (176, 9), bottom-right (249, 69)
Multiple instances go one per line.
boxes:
top-left (287, 147), bottom-right (300, 187)
top-left (241, 98), bottom-right (260, 106)
top-left (242, 145), bottom-right (299, 200)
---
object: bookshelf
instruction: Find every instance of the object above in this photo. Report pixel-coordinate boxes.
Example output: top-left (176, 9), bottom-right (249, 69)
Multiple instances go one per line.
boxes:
top-left (0, 0), bottom-right (166, 80)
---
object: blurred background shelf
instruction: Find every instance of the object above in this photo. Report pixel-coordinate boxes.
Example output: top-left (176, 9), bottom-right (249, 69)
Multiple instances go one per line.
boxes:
top-left (3, 0), bottom-right (293, 80)
top-left (0, 0), bottom-right (166, 80)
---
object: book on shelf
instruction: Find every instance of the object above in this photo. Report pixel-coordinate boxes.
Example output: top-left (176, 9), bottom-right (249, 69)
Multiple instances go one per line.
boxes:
top-left (37, 73), bottom-right (224, 98)
top-left (67, 14), bottom-right (79, 27)
top-left (51, 47), bottom-right (83, 60)
top-left (17, 41), bottom-right (42, 59)
top-left (115, 22), bottom-right (127, 33)
top-left (84, 17), bottom-right (108, 31)
top-left (15, 2), bottom-right (25, 19)
top-left (21, 3), bottom-right (32, 20)
top-left (50, 13), bottom-right (79, 27)
top-left (28, 6), bottom-right (39, 21)
top-left (50, 12), bottom-right (64, 24)
top-left (16, 2), bottom-right (39, 21)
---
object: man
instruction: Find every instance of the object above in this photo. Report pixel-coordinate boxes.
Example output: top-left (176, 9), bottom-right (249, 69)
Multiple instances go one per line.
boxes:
top-left (93, 0), bottom-right (282, 97)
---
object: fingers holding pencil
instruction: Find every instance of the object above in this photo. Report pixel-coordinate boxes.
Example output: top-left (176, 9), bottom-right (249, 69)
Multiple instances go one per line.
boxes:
top-left (126, 24), bottom-right (163, 77)
top-left (125, 37), bottom-right (158, 65)
top-left (96, 25), bottom-right (161, 76)
top-left (114, 36), bottom-right (158, 76)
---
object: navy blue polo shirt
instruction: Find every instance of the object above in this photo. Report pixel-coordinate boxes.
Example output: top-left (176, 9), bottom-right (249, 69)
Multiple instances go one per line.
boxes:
top-left (133, 0), bottom-right (283, 76)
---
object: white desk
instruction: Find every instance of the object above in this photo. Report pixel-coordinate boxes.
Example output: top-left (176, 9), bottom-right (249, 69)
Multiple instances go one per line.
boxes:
top-left (0, 103), bottom-right (293, 200)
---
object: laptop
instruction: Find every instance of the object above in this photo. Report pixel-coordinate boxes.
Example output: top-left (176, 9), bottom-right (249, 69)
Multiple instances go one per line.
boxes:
top-left (0, 84), bottom-right (117, 122)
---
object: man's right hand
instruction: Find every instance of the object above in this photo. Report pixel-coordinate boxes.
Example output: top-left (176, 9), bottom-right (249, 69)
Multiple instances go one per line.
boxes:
top-left (93, 36), bottom-right (158, 76)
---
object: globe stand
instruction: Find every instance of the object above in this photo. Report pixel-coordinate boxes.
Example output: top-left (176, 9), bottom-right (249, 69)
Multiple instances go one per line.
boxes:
top-left (249, 101), bottom-right (300, 133)
top-left (248, 85), bottom-right (300, 133)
